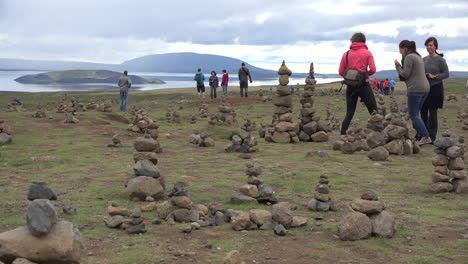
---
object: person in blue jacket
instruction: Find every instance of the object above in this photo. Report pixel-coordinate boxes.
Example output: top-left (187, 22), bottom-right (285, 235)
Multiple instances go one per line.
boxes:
top-left (390, 78), bottom-right (396, 94)
top-left (194, 68), bottom-right (205, 99)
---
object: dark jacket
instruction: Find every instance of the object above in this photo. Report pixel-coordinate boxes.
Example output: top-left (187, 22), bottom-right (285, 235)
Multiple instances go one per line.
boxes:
top-left (238, 66), bottom-right (252, 82)
top-left (209, 75), bottom-right (219, 88)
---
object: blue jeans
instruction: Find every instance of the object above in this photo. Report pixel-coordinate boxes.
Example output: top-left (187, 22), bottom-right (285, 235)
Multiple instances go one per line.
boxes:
top-left (210, 86), bottom-right (217, 99)
top-left (408, 92), bottom-right (430, 138)
top-left (120, 90), bottom-right (128, 111)
top-left (222, 85), bottom-right (228, 96)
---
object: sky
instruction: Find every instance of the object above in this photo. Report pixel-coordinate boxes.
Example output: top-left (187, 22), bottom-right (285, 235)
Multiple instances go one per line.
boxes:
top-left (0, 0), bottom-right (468, 73)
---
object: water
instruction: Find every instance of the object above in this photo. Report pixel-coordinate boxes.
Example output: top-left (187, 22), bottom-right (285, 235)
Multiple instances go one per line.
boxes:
top-left (0, 70), bottom-right (342, 93)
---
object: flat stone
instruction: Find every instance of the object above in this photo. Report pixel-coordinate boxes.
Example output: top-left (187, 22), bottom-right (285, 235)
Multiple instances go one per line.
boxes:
top-left (230, 194), bottom-right (257, 204)
top-left (350, 198), bottom-right (384, 214)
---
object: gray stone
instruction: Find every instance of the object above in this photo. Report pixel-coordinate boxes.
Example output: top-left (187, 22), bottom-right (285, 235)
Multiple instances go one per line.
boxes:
top-left (272, 202), bottom-right (293, 228)
top-left (230, 194), bottom-right (257, 204)
top-left (307, 199), bottom-right (330, 212)
top-left (62, 206), bottom-right (77, 215)
top-left (104, 215), bottom-right (124, 228)
top-left (273, 224), bottom-right (288, 236)
top-left (433, 137), bottom-right (454, 149)
top-left (446, 145), bottom-right (464, 159)
top-left (133, 160), bottom-right (161, 178)
top-left (259, 222), bottom-right (276, 230)
top-left (27, 181), bottom-right (57, 201)
top-left (361, 191), bottom-right (378, 201)
top-left (0, 133), bottom-right (12, 145)
top-left (350, 199), bottom-right (384, 214)
top-left (134, 136), bottom-right (159, 152)
top-left (257, 184), bottom-right (278, 203)
top-left (316, 184), bottom-right (330, 194)
top-left (368, 146), bottom-right (389, 161)
top-left (173, 209), bottom-right (199, 223)
top-left (337, 211), bottom-right (372, 241)
top-left (123, 176), bottom-right (165, 201)
top-left (370, 211), bottom-right (396, 238)
top-left (126, 223), bottom-right (147, 234)
top-left (26, 199), bottom-right (58, 237)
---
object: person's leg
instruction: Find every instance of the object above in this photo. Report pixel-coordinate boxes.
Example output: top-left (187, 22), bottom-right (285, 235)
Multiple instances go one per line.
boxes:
top-left (428, 106), bottom-right (438, 141)
top-left (340, 87), bottom-right (358, 135)
top-left (359, 83), bottom-right (378, 115)
top-left (245, 86), bottom-right (248, 97)
top-left (119, 91), bottom-right (124, 111)
top-left (214, 87), bottom-right (217, 98)
top-left (421, 98), bottom-right (429, 129)
top-left (123, 91), bottom-right (128, 111)
top-left (210, 86), bottom-right (214, 99)
top-left (239, 82), bottom-right (244, 97)
top-left (408, 93), bottom-right (430, 140)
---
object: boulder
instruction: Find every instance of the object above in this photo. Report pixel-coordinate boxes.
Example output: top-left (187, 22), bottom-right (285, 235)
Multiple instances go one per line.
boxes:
top-left (384, 139), bottom-right (404, 155)
top-left (170, 196), bottom-right (193, 209)
top-left (134, 136), bottom-right (159, 152)
top-left (370, 211), bottom-right (396, 238)
top-left (27, 181), bottom-right (57, 201)
top-left (249, 209), bottom-right (272, 226)
top-left (366, 131), bottom-right (387, 148)
top-left (231, 211), bottom-right (257, 231)
top-left (430, 182), bottom-right (453, 193)
top-left (337, 211), bottom-right (372, 241)
top-left (368, 146), bottom-right (389, 161)
top-left (310, 131), bottom-right (329, 142)
top-left (172, 209), bottom-right (199, 223)
top-left (272, 132), bottom-right (291, 143)
top-left (383, 124), bottom-right (407, 139)
top-left (0, 221), bottom-right (83, 264)
top-left (239, 184), bottom-right (259, 198)
top-left (156, 201), bottom-right (175, 220)
top-left (26, 199), bottom-right (58, 237)
top-left (123, 176), bottom-right (164, 201)
top-left (350, 199), bottom-right (384, 214)
top-left (272, 202), bottom-right (293, 228)
top-left (0, 133), bottom-right (12, 145)
top-left (133, 160), bottom-right (161, 178)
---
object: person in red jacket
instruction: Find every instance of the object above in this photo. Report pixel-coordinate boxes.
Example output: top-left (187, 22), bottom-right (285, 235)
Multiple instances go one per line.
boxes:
top-left (372, 77), bottom-right (378, 91)
top-left (221, 69), bottom-right (229, 96)
top-left (384, 78), bottom-right (390, 95)
top-left (338, 32), bottom-right (378, 135)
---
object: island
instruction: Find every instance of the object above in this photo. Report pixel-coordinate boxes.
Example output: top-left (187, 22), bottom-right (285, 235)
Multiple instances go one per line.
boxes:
top-left (14, 70), bottom-right (165, 85)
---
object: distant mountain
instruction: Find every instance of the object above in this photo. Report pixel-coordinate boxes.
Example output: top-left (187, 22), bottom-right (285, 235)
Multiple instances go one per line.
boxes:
top-left (14, 70), bottom-right (165, 85)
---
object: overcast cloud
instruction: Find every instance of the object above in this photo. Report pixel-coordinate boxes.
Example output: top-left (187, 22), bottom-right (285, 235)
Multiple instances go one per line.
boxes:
top-left (0, 0), bottom-right (467, 73)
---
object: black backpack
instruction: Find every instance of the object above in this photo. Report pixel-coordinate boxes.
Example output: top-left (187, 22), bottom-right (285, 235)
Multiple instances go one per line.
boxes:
top-left (195, 74), bottom-right (203, 86)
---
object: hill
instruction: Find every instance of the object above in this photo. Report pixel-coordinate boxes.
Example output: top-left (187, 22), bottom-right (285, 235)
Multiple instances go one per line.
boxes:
top-left (14, 70), bottom-right (165, 85)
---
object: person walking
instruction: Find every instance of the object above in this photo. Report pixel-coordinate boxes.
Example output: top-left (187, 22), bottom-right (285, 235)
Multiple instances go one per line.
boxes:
top-left (390, 78), bottom-right (396, 94)
top-left (238, 62), bottom-right (252, 97)
top-left (384, 78), bottom-right (390, 95)
top-left (338, 32), bottom-right (378, 135)
top-left (395, 40), bottom-right (432, 145)
top-left (421, 36), bottom-right (449, 142)
top-left (194, 68), bottom-right (206, 99)
top-left (372, 77), bottom-right (379, 91)
top-left (221, 69), bottom-right (229, 96)
top-left (118, 70), bottom-right (132, 112)
top-left (209, 70), bottom-right (219, 99)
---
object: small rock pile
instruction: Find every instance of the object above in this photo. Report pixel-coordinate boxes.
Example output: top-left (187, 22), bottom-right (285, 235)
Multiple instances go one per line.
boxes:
top-left (104, 203), bottom-right (147, 234)
top-left (190, 114), bottom-right (197, 124)
top-left (264, 61), bottom-right (299, 143)
top-left (127, 109), bottom-right (162, 144)
top-left (258, 120), bottom-right (268, 138)
top-left (231, 162), bottom-right (278, 204)
top-left (0, 120), bottom-right (12, 145)
top-left (0, 198), bottom-right (83, 263)
top-left (225, 119), bottom-right (259, 153)
top-left (376, 94), bottom-right (387, 116)
top-left (199, 103), bottom-right (209, 118)
top-left (332, 124), bottom-right (369, 155)
top-left (216, 100), bottom-right (236, 125)
top-left (107, 134), bottom-right (122, 147)
top-left (31, 109), bottom-right (46, 118)
top-left (96, 100), bottom-right (112, 112)
top-left (297, 63), bottom-right (331, 142)
top-left (447, 94), bottom-right (457, 102)
top-left (337, 191), bottom-right (396, 241)
top-left (85, 101), bottom-right (99, 110)
top-left (188, 131), bottom-right (215, 147)
top-left (6, 98), bottom-right (23, 112)
top-left (70, 97), bottom-right (86, 112)
top-left (460, 106), bottom-right (468, 131)
top-left (431, 132), bottom-right (467, 193)
top-left (307, 173), bottom-right (336, 212)
top-left (166, 110), bottom-right (181, 123)
top-left (123, 134), bottom-right (165, 201)
top-left (63, 107), bottom-right (79, 124)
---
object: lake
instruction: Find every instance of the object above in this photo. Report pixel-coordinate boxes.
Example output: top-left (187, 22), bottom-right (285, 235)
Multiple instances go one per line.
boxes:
top-left (0, 71), bottom-right (342, 92)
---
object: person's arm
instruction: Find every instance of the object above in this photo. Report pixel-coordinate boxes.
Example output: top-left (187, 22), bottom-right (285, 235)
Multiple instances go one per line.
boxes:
top-left (367, 53), bottom-right (376, 76)
top-left (395, 56), bottom-right (414, 79)
top-left (338, 53), bottom-right (346, 76)
top-left (238, 69), bottom-right (242, 80)
top-left (127, 77), bottom-right (132, 88)
top-left (436, 58), bottom-right (449, 80)
top-left (248, 70), bottom-right (252, 83)
top-left (202, 74), bottom-right (205, 81)
top-left (194, 74), bottom-right (197, 80)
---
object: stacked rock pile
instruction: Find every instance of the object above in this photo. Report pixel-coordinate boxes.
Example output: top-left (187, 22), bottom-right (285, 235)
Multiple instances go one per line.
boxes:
top-left (104, 203), bottom-right (146, 234)
top-left (332, 124), bottom-right (369, 155)
top-left (231, 162), bottom-right (278, 204)
top-left (0, 189), bottom-right (83, 263)
top-left (166, 110), bottom-right (181, 123)
top-left (216, 100), bottom-right (236, 125)
top-left (297, 63), bottom-right (331, 142)
top-left (123, 134), bottom-right (165, 201)
top-left (0, 120), bottom-right (12, 145)
top-left (96, 100), bottom-right (112, 112)
top-left (431, 132), bottom-right (467, 193)
top-left (337, 191), bottom-right (396, 241)
top-left (376, 94), bottom-right (387, 116)
top-left (188, 131), bottom-right (215, 147)
top-left (127, 109), bottom-right (162, 143)
top-left (199, 103), bottom-right (209, 118)
top-left (190, 114), bottom-right (197, 124)
top-left (63, 106), bottom-right (79, 124)
top-left (459, 106), bottom-right (468, 131)
top-left (6, 98), bottom-right (23, 112)
top-left (264, 61), bottom-right (299, 143)
top-left (307, 173), bottom-right (336, 212)
top-left (258, 120), bottom-right (268, 138)
top-left (70, 97), bottom-right (86, 112)
top-left (225, 119), bottom-right (259, 153)
top-left (86, 101), bottom-right (99, 110)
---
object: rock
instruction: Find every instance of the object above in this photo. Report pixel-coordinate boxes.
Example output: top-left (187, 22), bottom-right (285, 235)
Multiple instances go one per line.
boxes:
top-left (316, 184), bottom-right (330, 194)
top-left (430, 182), bottom-right (453, 193)
top-left (195, 204), bottom-right (209, 218)
top-left (366, 132), bottom-right (387, 148)
top-left (452, 179), bottom-right (468, 193)
top-left (448, 158), bottom-right (465, 170)
top-left (134, 136), bottom-right (159, 152)
top-left (171, 196), bottom-right (193, 209)
top-left (27, 180), bottom-right (57, 201)
top-left (290, 216), bottom-right (308, 227)
top-left (249, 209), bottom-right (272, 226)
top-left (127, 223), bottom-right (147, 234)
top-left (133, 160), bottom-right (161, 178)
top-left (0, 133), bottom-right (12, 145)
top-left (446, 145), bottom-right (464, 159)
top-left (257, 184), bottom-right (278, 203)
top-left (305, 150), bottom-right (330, 158)
top-left (350, 199), bottom-right (384, 214)
top-left (141, 202), bottom-right (158, 212)
top-left (333, 140), bottom-right (344, 151)
top-left (314, 193), bottom-right (330, 202)
top-left (302, 121), bottom-right (318, 136)
top-left (337, 211), bottom-right (372, 241)
top-left (202, 137), bottom-right (215, 147)
top-left (370, 211), bottom-right (396, 238)
top-left (246, 166), bottom-right (262, 176)
top-left (431, 172), bottom-right (451, 183)
top-left (275, 122), bottom-right (295, 132)
top-left (361, 191), bottom-right (378, 201)
top-left (449, 170), bottom-right (466, 179)
top-left (133, 152), bottom-right (158, 165)
top-left (384, 139), bottom-right (404, 155)
top-left (107, 205), bottom-right (131, 216)
top-left (432, 154), bottom-right (449, 166)
top-left (230, 194), bottom-right (257, 204)
top-left (104, 215), bottom-right (124, 228)
top-left (341, 141), bottom-right (356, 154)
top-left (223, 250), bottom-right (241, 264)
top-left (272, 202), bottom-right (293, 228)
top-left (239, 184), bottom-right (259, 198)
top-left (433, 166), bottom-right (448, 175)
top-left (231, 211), bottom-right (257, 231)
top-left (310, 131), bottom-right (329, 142)
top-left (272, 131), bottom-right (291, 143)
top-left (26, 199), bottom-right (58, 237)
top-left (383, 124), bottom-right (407, 139)
top-left (0, 221), bottom-right (83, 264)
top-left (156, 201), bottom-right (175, 219)
top-left (247, 176), bottom-right (263, 185)
top-left (12, 258), bottom-right (37, 264)
top-left (402, 140), bottom-right (413, 155)
top-left (152, 218), bottom-right (162, 225)
top-left (62, 206), bottom-right (77, 215)
top-left (188, 134), bottom-right (201, 144)
top-left (368, 146), bottom-right (389, 161)
top-left (172, 209), bottom-right (199, 223)
top-left (433, 137), bottom-right (454, 149)
top-left (307, 199), bottom-right (330, 212)
top-left (273, 95), bottom-right (292, 108)
top-left (123, 176), bottom-right (164, 201)
top-left (273, 224), bottom-right (288, 236)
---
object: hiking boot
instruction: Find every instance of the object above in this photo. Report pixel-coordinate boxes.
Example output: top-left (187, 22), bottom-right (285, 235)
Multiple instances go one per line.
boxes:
top-left (416, 137), bottom-right (432, 146)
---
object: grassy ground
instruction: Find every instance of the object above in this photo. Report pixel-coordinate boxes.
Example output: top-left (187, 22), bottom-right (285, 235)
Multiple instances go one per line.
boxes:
top-left (0, 79), bottom-right (467, 264)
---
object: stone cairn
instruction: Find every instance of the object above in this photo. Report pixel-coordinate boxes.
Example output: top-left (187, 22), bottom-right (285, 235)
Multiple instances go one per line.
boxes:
top-left (264, 61), bottom-right (299, 143)
top-left (166, 109), bottom-right (181, 123)
top-left (231, 161), bottom-right (278, 205)
top-left (376, 94), bottom-right (387, 116)
top-left (104, 203), bottom-right (147, 234)
top-left (209, 99), bottom-right (236, 125)
top-left (127, 109), bottom-right (162, 145)
top-left (332, 123), bottom-right (369, 155)
top-left (199, 103), bottom-right (209, 118)
top-left (0, 120), bottom-right (12, 145)
top-left (297, 62), bottom-right (331, 142)
top-left (307, 173), bottom-right (336, 212)
top-left (190, 114), bottom-right (197, 124)
top-left (123, 134), bottom-right (165, 201)
top-left (96, 100), bottom-right (112, 112)
top-left (431, 132), bottom-right (467, 193)
top-left (0, 185), bottom-right (83, 263)
top-left (225, 119), bottom-right (259, 153)
top-left (6, 98), bottom-right (23, 112)
top-left (337, 191), bottom-right (396, 241)
top-left (459, 105), bottom-right (468, 131)
top-left (63, 105), bottom-right (79, 124)
top-left (188, 131), bottom-right (216, 147)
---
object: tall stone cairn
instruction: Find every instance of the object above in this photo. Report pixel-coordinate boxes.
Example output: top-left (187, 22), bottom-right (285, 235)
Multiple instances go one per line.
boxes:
top-left (431, 132), bottom-right (467, 193)
top-left (127, 109), bottom-right (162, 151)
top-left (264, 61), bottom-right (299, 143)
top-left (376, 94), bottom-right (387, 116)
top-left (307, 173), bottom-right (335, 212)
top-left (297, 63), bottom-right (331, 142)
